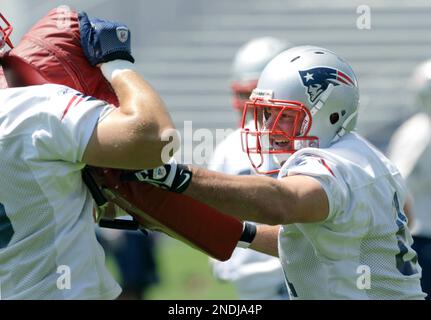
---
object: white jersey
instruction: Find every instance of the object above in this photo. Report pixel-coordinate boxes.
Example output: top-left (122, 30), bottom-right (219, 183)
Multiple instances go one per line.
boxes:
top-left (208, 123), bottom-right (254, 176)
top-left (387, 113), bottom-right (431, 237)
top-left (208, 122), bottom-right (287, 300)
top-left (278, 132), bottom-right (425, 300)
top-left (0, 84), bottom-right (121, 299)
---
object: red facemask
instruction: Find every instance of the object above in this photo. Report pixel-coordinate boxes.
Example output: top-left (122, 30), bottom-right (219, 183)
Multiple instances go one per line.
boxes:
top-left (240, 98), bottom-right (318, 174)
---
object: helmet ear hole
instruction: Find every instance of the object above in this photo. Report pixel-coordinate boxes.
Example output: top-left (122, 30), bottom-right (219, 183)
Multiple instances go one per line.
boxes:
top-left (330, 112), bottom-right (340, 125)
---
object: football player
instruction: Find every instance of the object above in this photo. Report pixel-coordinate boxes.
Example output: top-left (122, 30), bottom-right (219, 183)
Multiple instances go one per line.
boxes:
top-left (387, 59), bottom-right (431, 300)
top-left (134, 46), bottom-right (426, 299)
top-left (0, 12), bottom-right (175, 299)
top-left (209, 37), bottom-right (292, 300)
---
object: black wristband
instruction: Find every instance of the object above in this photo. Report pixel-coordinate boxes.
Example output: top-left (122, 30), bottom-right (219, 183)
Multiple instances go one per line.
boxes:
top-left (172, 164), bottom-right (193, 193)
top-left (238, 222), bottom-right (257, 248)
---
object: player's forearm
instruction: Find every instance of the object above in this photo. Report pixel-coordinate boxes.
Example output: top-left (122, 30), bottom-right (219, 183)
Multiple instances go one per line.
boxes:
top-left (249, 224), bottom-right (280, 257)
top-left (184, 166), bottom-right (290, 225)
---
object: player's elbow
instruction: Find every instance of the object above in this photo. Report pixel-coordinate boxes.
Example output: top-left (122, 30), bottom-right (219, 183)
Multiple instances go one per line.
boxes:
top-left (252, 183), bottom-right (293, 225)
top-left (258, 213), bottom-right (284, 226)
top-left (259, 176), bottom-right (328, 225)
top-left (131, 120), bottom-right (178, 168)
top-left (258, 203), bottom-right (293, 226)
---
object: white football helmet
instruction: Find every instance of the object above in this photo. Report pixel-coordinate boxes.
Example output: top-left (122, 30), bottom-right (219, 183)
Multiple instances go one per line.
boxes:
top-left (411, 59), bottom-right (431, 115)
top-left (231, 37), bottom-right (293, 112)
top-left (240, 46), bottom-right (360, 172)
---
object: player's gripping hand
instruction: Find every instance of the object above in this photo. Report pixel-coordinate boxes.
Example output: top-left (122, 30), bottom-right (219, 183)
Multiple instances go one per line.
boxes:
top-left (121, 158), bottom-right (192, 193)
top-left (78, 11), bottom-right (135, 66)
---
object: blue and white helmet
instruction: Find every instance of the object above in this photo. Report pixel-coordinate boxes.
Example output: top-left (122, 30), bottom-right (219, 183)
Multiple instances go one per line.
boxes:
top-left (241, 46), bottom-right (360, 171)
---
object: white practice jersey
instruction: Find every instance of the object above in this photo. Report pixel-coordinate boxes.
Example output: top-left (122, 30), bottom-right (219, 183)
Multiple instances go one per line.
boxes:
top-left (208, 122), bottom-right (288, 300)
top-left (387, 113), bottom-right (431, 237)
top-left (208, 122), bottom-right (254, 176)
top-left (278, 132), bottom-right (425, 300)
top-left (0, 84), bottom-right (121, 299)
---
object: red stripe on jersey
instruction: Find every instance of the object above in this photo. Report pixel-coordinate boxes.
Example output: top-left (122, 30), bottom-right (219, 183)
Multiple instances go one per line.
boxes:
top-left (61, 95), bottom-right (77, 120)
top-left (74, 97), bottom-right (84, 108)
top-left (61, 95), bottom-right (83, 120)
top-left (320, 159), bottom-right (335, 177)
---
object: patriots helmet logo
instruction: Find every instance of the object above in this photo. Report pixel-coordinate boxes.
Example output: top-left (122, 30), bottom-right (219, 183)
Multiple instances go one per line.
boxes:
top-left (299, 67), bottom-right (356, 103)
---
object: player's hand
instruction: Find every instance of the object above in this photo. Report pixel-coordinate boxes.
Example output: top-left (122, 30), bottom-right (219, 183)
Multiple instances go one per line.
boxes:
top-left (78, 11), bottom-right (135, 66)
top-left (120, 158), bottom-right (193, 193)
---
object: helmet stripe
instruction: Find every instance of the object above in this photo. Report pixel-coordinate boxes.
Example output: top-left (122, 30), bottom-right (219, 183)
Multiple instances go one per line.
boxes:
top-left (337, 70), bottom-right (355, 86)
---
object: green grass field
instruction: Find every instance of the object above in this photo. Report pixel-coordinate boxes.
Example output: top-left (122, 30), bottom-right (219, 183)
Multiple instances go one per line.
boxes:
top-left (106, 233), bottom-right (238, 300)
top-left (146, 235), bottom-right (237, 300)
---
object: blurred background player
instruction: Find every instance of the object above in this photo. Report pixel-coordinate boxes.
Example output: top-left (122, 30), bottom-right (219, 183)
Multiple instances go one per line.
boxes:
top-left (97, 228), bottom-right (160, 300)
top-left (208, 37), bottom-right (292, 300)
top-left (387, 59), bottom-right (431, 300)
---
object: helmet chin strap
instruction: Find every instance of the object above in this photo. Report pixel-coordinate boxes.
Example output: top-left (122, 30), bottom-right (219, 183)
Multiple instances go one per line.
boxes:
top-left (273, 153), bottom-right (292, 167)
top-left (251, 134), bottom-right (283, 174)
top-left (331, 110), bottom-right (358, 143)
top-left (307, 81), bottom-right (358, 145)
